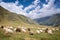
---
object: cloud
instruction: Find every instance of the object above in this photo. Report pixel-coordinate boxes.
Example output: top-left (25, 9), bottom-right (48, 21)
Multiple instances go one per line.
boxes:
top-left (0, 0), bottom-right (60, 19)
top-left (33, 0), bottom-right (40, 5)
top-left (15, 0), bottom-right (19, 5)
top-left (38, 0), bottom-right (60, 18)
top-left (46, 0), bottom-right (49, 2)
top-left (0, 0), bottom-right (28, 16)
top-left (25, 0), bottom-right (60, 19)
top-left (27, 6), bottom-right (40, 18)
top-left (24, 0), bottom-right (41, 18)
top-left (24, 0), bottom-right (40, 12)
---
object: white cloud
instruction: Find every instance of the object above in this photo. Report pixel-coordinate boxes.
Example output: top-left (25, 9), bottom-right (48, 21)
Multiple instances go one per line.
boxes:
top-left (25, 0), bottom-right (60, 19)
top-left (37, 0), bottom-right (60, 18)
top-left (0, 0), bottom-right (60, 19)
top-left (24, 4), bottom-right (35, 11)
top-left (15, 0), bottom-right (19, 5)
top-left (46, 0), bottom-right (49, 2)
top-left (33, 0), bottom-right (40, 5)
top-left (24, 0), bottom-right (41, 18)
top-left (24, 0), bottom-right (40, 12)
top-left (27, 6), bottom-right (40, 18)
top-left (0, 0), bottom-right (28, 16)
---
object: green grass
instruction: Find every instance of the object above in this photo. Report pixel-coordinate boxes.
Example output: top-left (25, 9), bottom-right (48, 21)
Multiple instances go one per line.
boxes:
top-left (0, 27), bottom-right (60, 40)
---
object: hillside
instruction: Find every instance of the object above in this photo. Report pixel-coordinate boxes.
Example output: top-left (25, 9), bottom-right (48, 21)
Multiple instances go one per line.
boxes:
top-left (34, 13), bottom-right (60, 27)
top-left (0, 6), bottom-right (38, 26)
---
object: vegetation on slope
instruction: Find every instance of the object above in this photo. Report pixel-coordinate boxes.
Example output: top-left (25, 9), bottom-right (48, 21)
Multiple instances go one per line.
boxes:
top-left (0, 6), bottom-right (38, 26)
top-left (34, 13), bottom-right (60, 27)
top-left (0, 27), bottom-right (60, 40)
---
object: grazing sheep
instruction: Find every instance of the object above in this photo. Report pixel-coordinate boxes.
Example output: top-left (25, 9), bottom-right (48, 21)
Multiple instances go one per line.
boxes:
top-left (45, 28), bottom-right (48, 33)
top-left (36, 29), bottom-right (43, 34)
top-left (8, 26), bottom-right (13, 30)
top-left (39, 30), bottom-right (43, 33)
top-left (15, 28), bottom-right (21, 32)
top-left (42, 28), bottom-right (46, 30)
top-left (36, 30), bottom-right (41, 34)
top-left (29, 31), bottom-right (34, 35)
top-left (52, 28), bottom-right (55, 31)
top-left (0, 26), bottom-right (4, 29)
top-left (3, 27), bottom-right (14, 34)
top-left (14, 28), bottom-right (16, 31)
top-left (48, 30), bottom-right (53, 34)
top-left (56, 28), bottom-right (59, 30)
top-left (27, 28), bottom-right (31, 31)
top-left (21, 28), bottom-right (26, 33)
top-left (59, 28), bottom-right (60, 30)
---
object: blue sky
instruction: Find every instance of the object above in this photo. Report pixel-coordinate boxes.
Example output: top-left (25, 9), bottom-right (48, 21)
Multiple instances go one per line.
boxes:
top-left (2, 0), bottom-right (60, 8)
top-left (2, 0), bottom-right (34, 8)
top-left (0, 0), bottom-right (60, 19)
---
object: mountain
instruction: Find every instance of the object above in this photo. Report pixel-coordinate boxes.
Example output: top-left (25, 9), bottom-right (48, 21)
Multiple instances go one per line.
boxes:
top-left (34, 16), bottom-right (50, 23)
top-left (0, 6), bottom-right (38, 26)
top-left (34, 13), bottom-right (60, 27)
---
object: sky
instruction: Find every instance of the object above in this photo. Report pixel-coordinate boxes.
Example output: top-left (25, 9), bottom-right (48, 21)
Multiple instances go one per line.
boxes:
top-left (0, 0), bottom-right (60, 19)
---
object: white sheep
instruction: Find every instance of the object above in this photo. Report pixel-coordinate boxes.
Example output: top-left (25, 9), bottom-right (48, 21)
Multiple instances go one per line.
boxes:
top-left (14, 28), bottom-right (16, 31)
top-left (56, 28), bottom-right (59, 30)
top-left (42, 28), bottom-right (46, 31)
top-left (3, 27), bottom-right (14, 34)
top-left (8, 26), bottom-right (13, 30)
top-left (52, 28), bottom-right (55, 31)
top-left (39, 30), bottom-right (43, 33)
top-left (48, 30), bottom-right (53, 34)
top-left (21, 28), bottom-right (26, 33)
top-left (36, 30), bottom-right (41, 34)
top-left (29, 31), bottom-right (34, 35)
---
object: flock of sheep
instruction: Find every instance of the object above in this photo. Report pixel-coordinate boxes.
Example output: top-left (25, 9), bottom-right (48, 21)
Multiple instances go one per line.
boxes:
top-left (0, 25), bottom-right (60, 36)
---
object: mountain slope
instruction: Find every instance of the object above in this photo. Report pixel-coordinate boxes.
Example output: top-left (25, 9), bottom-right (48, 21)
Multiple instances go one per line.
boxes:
top-left (0, 6), bottom-right (38, 26)
top-left (34, 16), bottom-right (50, 24)
top-left (34, 13), bottom-right (60, 27)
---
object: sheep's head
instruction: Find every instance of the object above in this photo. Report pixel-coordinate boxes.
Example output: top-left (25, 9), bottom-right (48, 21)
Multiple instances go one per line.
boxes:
top-left (0, 26), bottom-right (4, 29)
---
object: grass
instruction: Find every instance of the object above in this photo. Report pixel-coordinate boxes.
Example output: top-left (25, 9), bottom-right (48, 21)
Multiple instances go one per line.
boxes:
top-left (0, 26), bottom-right (60, 40)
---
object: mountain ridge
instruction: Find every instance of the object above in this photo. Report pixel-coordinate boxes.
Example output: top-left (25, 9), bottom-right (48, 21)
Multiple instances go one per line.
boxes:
top-left (34, 13), bottom-right (60, 27)
top-left (0, 6), bottom-right (38, 26)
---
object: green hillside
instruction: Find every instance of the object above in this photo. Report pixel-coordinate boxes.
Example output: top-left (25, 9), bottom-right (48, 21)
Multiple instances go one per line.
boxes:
top-left (34, 13), bottom-right (60, 27)
top-left (0, 6), bottom-right (38, 26)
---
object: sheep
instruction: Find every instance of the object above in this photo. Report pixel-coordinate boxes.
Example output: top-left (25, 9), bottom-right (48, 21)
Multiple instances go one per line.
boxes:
top-left (15, 28), bottom-right (21, 32)
top-left (56, 28), bottom-right (59, 30)
top-left (45, 28), bottom-right (48, 33)
top-left (47, 30), bottom-right (53, 34)
top-left (41, 28), bottom-right (46, 31)
top-left (39, 29), bottom-right (43, 33)
top-left (8, 26), bottom-right (14, 30)
top-left (14, 28), bottom-right (16, 31)
top-left (18, 27), bottom-right (27, 33)
top-left (52, 28), bottom-right (55, 31)
top-left (36, 29), bottom-right (43, 34)
top-left (27, 28), bottom-right (31, 31)
top-left (3, 27), bottom-right (14, 34)
top-left (59, 28), bottom-right (60, 30)
top-left (0, 25), bottom-right (4, 29)
top-left (21, 28), bottom-right (26, 33)
top-left (29, 31), bottom-right (34, 35)
top-left (36, 30), bottom-right (41, 34)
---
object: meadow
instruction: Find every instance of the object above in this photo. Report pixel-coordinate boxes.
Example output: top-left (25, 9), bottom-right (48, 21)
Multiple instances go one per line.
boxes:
top-left (0, 25), bottom-right (60, 40)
